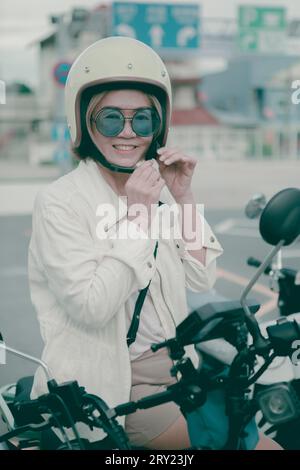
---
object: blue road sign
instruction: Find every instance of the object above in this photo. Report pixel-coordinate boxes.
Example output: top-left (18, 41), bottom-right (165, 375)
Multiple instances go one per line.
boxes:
top-left (53, 61), bottom-right (71, 87)
top-left (112, 2), bottom-right (201, 51)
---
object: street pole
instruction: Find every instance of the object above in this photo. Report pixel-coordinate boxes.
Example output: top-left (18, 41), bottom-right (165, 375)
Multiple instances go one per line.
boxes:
top-left (54, 13), bottom-right (73, 174)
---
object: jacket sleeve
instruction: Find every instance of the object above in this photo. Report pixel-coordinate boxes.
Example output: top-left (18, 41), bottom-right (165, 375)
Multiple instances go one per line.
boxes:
top-left (175, 216), bottom-right (223, 293)
top-left (32, 193), bottom-right (157, 329)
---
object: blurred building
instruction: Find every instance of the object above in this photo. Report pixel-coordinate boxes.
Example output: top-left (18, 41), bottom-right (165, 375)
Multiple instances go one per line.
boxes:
top-left (201, 54), bottom-right (300, 159)
top-left (167, 64), bottom-right (219, 159)
top-left (36, 5), bottom-right (110, 118)
top-left (3, 2), bottom-right (300, 165)
top-left (201, 55), bottom-right (300, 124)
top-left (0, 82), bottom-right (38, 161)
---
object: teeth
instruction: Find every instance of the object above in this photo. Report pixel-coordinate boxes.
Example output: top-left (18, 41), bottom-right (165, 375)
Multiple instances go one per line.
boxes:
top-left (114, 145), bottom-right (136, 150)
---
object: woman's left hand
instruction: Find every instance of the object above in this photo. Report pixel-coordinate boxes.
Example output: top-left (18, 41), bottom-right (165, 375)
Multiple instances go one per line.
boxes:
top-left (157, 147), bottom-right (197, 201)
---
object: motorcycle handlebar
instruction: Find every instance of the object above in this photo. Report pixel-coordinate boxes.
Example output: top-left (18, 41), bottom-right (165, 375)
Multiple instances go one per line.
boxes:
top-left (247, 257), bottom-right (272, 275)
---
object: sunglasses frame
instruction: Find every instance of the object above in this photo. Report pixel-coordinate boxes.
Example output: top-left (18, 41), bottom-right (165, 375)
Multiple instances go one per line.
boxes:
top-left (91, 106), bottom-right (161, 137)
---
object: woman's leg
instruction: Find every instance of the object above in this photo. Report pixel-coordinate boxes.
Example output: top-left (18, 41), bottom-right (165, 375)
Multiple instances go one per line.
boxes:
top-left (146, 424), bottom-right (283, 451)
top-left (254, 433), bottom-right (283, 450)
top-left (145, 414), bottom-right (191, 450)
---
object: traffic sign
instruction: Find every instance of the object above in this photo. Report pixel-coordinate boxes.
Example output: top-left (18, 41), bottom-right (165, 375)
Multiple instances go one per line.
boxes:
top-left (51, 122), bottom-right (70, 142)
top-left (238, 6), bottom-right (287, 53)
top-left (53, 61), bottom-right (71, 87)
top-left (112, 2), bottom-right (201, 51)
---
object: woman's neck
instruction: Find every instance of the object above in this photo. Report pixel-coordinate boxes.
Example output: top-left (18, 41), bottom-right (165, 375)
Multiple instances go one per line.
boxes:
top-left (97, 163), bottom-right (130, 196)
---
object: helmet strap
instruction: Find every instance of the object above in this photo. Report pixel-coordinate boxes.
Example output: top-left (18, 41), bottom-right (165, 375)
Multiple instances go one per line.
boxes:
top-left (93, 139), bottom-right (160, 174)
top-left (94, 149), bottom-right (136, 173)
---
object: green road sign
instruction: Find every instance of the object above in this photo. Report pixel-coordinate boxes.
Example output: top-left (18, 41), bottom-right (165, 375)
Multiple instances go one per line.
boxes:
top-left (238, 6), bottom-right (287, 53)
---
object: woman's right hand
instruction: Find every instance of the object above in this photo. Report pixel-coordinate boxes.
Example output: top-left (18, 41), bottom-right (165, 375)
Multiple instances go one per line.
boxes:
top-left (125, 160), bottom-right (165, 225)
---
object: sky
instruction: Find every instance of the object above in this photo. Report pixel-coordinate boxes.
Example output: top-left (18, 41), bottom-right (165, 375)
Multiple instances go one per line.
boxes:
top-left (1, 0), bottom-right (300, 86)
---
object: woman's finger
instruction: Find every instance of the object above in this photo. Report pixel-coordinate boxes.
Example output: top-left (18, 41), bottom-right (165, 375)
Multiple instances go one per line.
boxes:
top-left (131, 161), bottom-right (156, 181)
top-left (157, 146), bottom-right (180, 155)
top-left (145, 170), bottom-right (161, 186)
top-left (135, 160), bottom-right (154, 173)
top-left (163, 154), bottom-right (197, 167)
top-left (160, 153), bottom-right (188, 166)
top-left (152, 176), bottom-right (165, 191)
top-left (157, 148), bottom-right (180, 161)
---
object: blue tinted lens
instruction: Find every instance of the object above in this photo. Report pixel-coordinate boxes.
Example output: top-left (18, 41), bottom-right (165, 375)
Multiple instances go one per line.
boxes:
top-left (95, 108), bottom-right (124, 137)
top-left (132, 109), bottom-right (155, 136)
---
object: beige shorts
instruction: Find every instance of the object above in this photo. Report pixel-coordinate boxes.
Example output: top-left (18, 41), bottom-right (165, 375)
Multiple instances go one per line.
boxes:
top-left (124, 347), bottom-right (182, 448)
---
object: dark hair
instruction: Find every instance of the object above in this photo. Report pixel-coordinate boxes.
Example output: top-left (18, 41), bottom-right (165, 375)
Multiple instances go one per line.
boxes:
top-left (71, 82), bottom-right (167, 161)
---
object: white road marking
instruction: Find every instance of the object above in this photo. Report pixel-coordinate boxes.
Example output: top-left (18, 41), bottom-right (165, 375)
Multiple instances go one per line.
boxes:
top-left (214, 219), bottom-right (300, 256)
top-left (217, 267), bottom-right (278, 318)
top-left (214, 218), bottom-right (259, 237)
top-left (214, 218), bottom-right (237, 233)
top-left (219, 227), bottom-right (259, 238)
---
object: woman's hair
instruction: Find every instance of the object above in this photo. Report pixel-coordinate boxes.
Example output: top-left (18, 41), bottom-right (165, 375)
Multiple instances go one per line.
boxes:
top-left (71, 83), bottom-right (166, 161)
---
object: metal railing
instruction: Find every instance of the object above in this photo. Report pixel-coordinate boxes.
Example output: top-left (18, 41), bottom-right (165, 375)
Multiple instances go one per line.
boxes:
top-left (168, 124), bottom-right (300, 160)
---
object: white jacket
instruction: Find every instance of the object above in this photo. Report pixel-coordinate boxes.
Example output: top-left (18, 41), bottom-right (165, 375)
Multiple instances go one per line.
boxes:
top-left (28, 158), bottom-right (223, 440)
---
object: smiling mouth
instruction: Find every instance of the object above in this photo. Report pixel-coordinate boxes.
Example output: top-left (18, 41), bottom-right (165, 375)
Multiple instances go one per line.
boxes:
top-left (113, 145), bottom-right (138, 151)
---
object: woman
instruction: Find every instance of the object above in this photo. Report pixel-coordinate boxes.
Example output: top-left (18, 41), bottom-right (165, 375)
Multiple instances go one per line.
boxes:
top-left (28, 37), bottom-right (278, 450)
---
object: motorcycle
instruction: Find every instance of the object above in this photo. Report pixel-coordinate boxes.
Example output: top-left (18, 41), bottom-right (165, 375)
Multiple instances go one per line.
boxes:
top-left (1, 187), bottom-right (300, 450)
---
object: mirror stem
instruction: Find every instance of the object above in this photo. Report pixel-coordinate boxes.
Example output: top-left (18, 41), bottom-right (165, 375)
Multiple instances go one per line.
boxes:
top-left (0, 342), bottom-right (53, 382)
top-left (240, 240), bottom-right (285, 355)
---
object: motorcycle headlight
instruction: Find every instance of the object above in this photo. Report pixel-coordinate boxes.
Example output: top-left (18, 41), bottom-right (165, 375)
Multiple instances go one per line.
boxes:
top-left (257, 383), bottom-right (300, 425)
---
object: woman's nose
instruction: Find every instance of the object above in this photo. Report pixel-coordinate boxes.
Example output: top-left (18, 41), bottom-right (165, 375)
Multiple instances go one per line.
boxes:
top-left (119, 118), bottom-right (136, 137)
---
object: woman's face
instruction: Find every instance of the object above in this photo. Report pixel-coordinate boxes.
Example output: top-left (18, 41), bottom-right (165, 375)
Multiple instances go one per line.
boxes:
top-left (88, 89), bottom-right (154, 168)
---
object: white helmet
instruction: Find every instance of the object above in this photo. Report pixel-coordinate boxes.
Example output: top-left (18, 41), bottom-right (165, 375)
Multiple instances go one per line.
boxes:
top-left (65, 36), bottom-right (172, 171)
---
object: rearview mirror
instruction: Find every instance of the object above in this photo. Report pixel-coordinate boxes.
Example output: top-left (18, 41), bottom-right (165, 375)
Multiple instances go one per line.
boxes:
top-left (259, 188), bottom-right (300, 246)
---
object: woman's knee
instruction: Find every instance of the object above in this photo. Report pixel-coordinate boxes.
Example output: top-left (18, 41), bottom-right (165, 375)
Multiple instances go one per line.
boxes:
top-left (145, 428), bottom-right (283, 451)
top-left (145, 415), bottom-right (191, 450)
top-left (254, 433), bottom-right (283, 450)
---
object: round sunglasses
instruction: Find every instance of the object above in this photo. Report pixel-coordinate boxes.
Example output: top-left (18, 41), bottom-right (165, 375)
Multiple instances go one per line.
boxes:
top-left (91, 106), bottom-right (161, 137)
